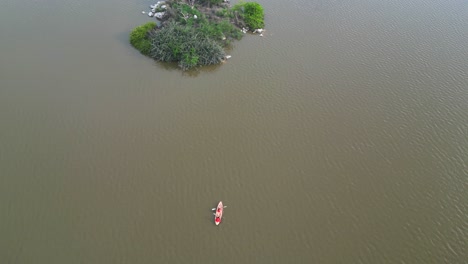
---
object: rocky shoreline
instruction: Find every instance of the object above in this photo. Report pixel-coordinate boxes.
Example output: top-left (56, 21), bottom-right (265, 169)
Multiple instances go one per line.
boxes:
top-left (141, 1), bottom-right (168, 20)
top-left (140, 1), bottom-right (264, 35)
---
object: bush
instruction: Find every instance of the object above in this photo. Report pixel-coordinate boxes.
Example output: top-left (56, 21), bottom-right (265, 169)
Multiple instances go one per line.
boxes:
top-left (147, 21), bottom-right (226, 70)
top-left (199, 0), bottom-right (223, 5)
top-left (130, 22), bottom-right (157, 55)
top-left (170, 2), bottom-right (202, 26)
top-left (216, 8), bottom-right (228, 17)
top-left (233, 1), bottom-right (264, 29)
top-left (198, 19), bottom-right (242, 41)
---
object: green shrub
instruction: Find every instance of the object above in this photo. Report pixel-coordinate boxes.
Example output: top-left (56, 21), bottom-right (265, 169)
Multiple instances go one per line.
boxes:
top-left (198, 19), bottom-right (242, 41)
top-left (171, 2), bottom-right (203, 26)
top-left (180, 48), bottom-right (199, 70)
top-left (199, 0), bottom-right (223, 6)
top-left (216, 8), bottom-right (229, 17)
top-left (130, 22), bottom-right (156, 55)
top-left (233, 1), bottom-right (264, 29)
top-left (147, 21), bottom-right (226, 70)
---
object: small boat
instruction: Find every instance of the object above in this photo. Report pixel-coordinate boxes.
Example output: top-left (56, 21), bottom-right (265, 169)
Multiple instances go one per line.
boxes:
top-left (213, 201), bottom-right (224, 225)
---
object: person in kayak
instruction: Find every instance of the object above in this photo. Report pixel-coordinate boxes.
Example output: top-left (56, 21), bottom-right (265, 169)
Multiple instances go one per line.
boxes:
top-left (217, 208), bottom-right (221, 212)
top-left (215, 217), bottom-right (221, 223)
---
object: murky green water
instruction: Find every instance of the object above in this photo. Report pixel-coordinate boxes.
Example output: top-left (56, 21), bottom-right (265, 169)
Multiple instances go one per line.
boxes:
top-left (1, 0), bottom-right (467, 263)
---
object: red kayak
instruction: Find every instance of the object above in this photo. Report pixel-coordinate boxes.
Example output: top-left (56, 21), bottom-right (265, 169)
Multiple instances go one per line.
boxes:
top-left (214, 201), bottom-right (223, 225)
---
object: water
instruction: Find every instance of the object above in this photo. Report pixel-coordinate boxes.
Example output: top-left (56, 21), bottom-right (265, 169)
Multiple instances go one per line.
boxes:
top-left (1, 0), bottom-right (467, 263)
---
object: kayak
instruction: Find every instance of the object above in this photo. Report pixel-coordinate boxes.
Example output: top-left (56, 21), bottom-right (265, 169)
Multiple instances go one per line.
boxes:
top-left (214, 201), bottom-right (223, 225)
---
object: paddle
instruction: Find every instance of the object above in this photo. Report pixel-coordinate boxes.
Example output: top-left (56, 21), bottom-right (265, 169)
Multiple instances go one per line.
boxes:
top-left (212, 205), bottom-right (227, 210)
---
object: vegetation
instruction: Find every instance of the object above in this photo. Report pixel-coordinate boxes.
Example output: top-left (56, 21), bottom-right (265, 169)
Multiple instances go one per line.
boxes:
top-left (129, 1), bottom-right (265, 70)
top-left (232, 1), bottom-right (264, 30)
top-left (130, 22), bottom-right (157, 55)
top-left (148, 21), bottom-right (226, 70)
top-left (198, 0), bottom-right (224, 5)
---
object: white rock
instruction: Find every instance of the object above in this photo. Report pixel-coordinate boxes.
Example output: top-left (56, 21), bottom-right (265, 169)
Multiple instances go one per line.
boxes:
top-left (152, 8), bottom-right (156, 12)
top-left (142, 11), bottom-right (146, 14)
top-left (161, 5), bottom-right (167, 9)
top-left (150, 4), bottom-right (157, 9)
top-left (154, 12), bottom-right (165, 19)
top-left (194, 15), bottom-right (197, 19)
top-left (148, 12), bottom-right (154, 17)
top-left (225, 55), bottom-right (232, 59)
top-left (259, 33), bottom-right (263, 37)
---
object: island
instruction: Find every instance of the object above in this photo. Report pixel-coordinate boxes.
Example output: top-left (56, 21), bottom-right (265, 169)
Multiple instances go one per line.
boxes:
top-left (130, 0), bottom-right (265, 70)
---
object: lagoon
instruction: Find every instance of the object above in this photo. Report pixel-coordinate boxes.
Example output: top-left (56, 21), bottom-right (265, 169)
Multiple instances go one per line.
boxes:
top-left (1, 0), bottom-right (467, 263)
